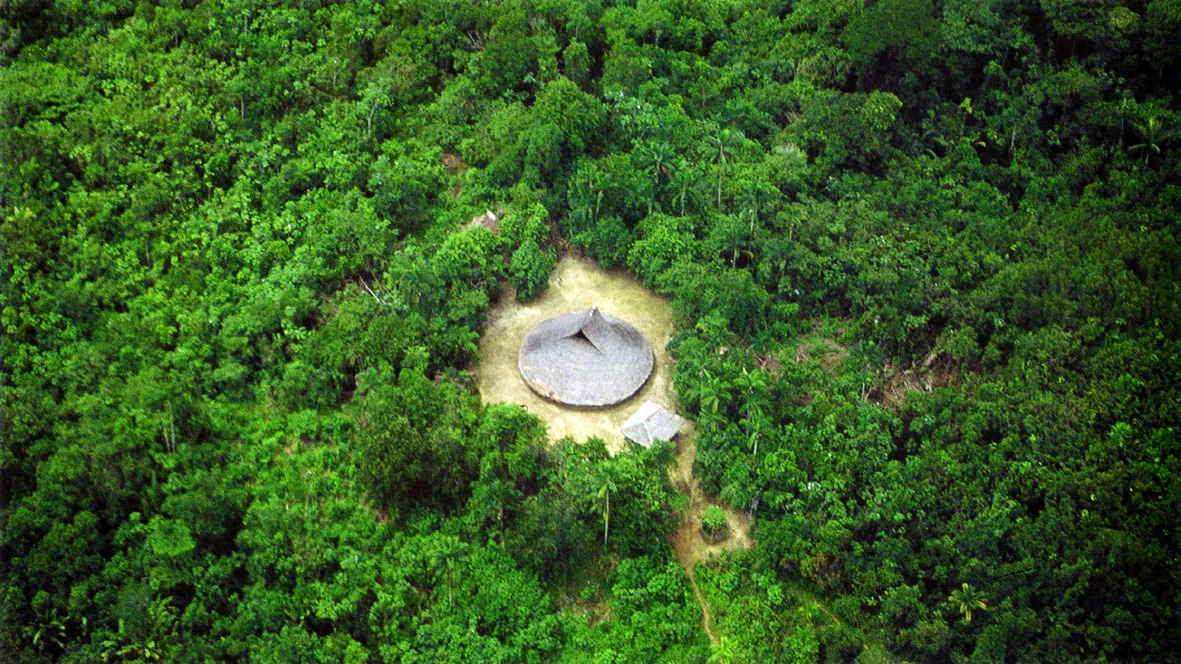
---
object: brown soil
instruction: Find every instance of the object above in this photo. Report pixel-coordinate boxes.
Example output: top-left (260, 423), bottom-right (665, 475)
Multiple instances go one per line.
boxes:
top-left (794, 336), bottom-right (849, 372)
top-left (474, 252), bottom-right (754, 644)
top-left (668, 422), bottom-right (754, 645)
top-left (668, 424), bottom-right (754, 564)
top-left (792, 329), bottom-right (962, 408)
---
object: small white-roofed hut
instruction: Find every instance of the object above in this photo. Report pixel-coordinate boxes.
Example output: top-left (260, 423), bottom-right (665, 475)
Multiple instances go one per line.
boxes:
top-left (621, 401), bottom-right (683, 447)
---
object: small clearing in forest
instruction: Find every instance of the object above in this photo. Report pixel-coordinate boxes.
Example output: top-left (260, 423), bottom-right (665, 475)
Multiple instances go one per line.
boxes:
top-left (870, 353), bottom-right (964, 407)
top-left (668, 422), bottom-right (754, 645)
top-left (474, 253), bottom-right (677, 454)
top-left (474, 252), bottom-right (754, 644)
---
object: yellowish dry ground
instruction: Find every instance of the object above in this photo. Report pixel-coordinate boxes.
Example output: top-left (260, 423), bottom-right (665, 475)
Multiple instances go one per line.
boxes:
top-left (669, 422), bottom-right (755, 566)
top-left (474, 252), bottom-right (754, 645)
top-left (474, 253), bottom-right (677, 454)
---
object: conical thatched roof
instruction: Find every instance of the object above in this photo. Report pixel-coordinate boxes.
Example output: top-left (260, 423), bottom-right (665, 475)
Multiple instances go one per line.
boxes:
top-left (622, 400), bottom-right (683, 447)
top-left (518, 306), bottom-right (653, 406)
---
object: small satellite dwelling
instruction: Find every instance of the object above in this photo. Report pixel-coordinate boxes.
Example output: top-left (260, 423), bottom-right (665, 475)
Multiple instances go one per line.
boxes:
top-left (621, 400), bottom-right (684, 447)
top-left (463, 209), bottom-right (499, 233)
top-left (517, 306), bottom-right (654, 407)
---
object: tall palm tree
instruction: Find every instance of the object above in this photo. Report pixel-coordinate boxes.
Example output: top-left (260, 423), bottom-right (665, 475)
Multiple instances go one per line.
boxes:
top-left (705, 124), bottom-right (746, 209)
top-left (707, 636), bottom-right (740, 663)
top-left (429, 538), bottom-right (469, 610)
top-left (736, 368), bottom-right (770, 415)
top-left (668, 157), bottom-right (696, 216)
top-left (947, 582), bottom-right (988, 623)
top-left (639, 139), bottom-right (676, 190)
top-left (597, 471), bottom-right (617, 549)
top-left (1129, 114), bottom-right (1177, 165)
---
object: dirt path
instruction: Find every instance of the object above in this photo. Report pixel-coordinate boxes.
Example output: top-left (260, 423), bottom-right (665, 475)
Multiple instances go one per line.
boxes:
top-left (667, 422), bottom-right (754, 644)
top-left (474, 253), bottom-right (753, 643)
top-left (686, 567), bottom-right (718, 645)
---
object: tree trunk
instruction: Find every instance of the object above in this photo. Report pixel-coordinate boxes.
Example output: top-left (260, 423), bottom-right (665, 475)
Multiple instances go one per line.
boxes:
top-left (603, 492), bottom-right (610, 548)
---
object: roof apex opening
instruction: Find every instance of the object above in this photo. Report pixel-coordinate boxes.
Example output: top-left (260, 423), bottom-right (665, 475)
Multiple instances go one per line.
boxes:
top-left (518, 307), bottom-right (654, 406)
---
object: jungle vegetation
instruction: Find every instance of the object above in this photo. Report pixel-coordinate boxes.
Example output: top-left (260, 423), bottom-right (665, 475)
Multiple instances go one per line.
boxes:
top-left (2, 1), bottom-right (1179, 662)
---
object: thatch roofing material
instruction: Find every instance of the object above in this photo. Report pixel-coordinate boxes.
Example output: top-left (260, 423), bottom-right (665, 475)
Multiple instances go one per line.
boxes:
top-left (622, 401), bottom-right (683, 447)
top-left (463, 209), bottom-right (499, 233)
top-left (518, 306), bottom-right (653, 406)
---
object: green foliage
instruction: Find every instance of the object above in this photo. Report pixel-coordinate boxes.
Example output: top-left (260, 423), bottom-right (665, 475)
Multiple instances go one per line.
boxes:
top-left (701, 505), bottom-right (729, 543)
top-left (627, 212), bottom-right (698, 290)
top-left (354, 349), bottom-right (484, 515)
top-left (3, 1), bottom-right (1180, 662)
top-left (675, 267), bottom-right (770, 336)
top-left (845, 0), bottom-right (942, 84)
top-left (562, 555), bottom-right (711, 663)
top-left (563, 39), bottom-right (592, 91)
top-left (701, 505), bottom-right (726, 534)
top-left (947, 582), bottom-right (988, 624)
top-left (499, 202), bottom-right (551, 249)
top-left (510, 239), bottom-right (556, 301)
top-left (575, 215), bottom-right (635, 268)
top-left (697, 552), bottom-right (826, 663)
top-left (786, 88), bottom-right (903, 171)
top-left (498, 202), bottom-right (555, 300)
top-left (532, 77), bottom-right (608, 155)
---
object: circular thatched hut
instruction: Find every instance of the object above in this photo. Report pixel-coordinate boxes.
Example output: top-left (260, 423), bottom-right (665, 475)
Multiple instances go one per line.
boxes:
top-left (518, 306), bottom-right (653, 406)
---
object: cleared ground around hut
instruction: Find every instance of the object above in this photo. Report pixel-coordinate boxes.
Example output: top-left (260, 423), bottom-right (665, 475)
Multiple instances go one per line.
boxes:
top-left (475, 254), bottom-right (677, 454)
top-left (476, 253), bottom-right (754, 645)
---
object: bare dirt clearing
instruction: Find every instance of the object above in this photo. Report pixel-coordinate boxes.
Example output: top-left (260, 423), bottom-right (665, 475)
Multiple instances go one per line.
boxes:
top-left (475, 254), bottom-right (677, 454)
top-left (668, 422), bottom-right (754, 645)
top-left (474, 252), bottom-right (753, 644)
top-left (669, 423), bottom-right (754, 567)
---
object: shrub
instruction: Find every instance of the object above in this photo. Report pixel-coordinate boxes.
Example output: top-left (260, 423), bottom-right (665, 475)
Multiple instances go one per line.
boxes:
top-left (701, 505), bottom-right (729, 543)
top-left (510, 240), bottom-right (555, 301)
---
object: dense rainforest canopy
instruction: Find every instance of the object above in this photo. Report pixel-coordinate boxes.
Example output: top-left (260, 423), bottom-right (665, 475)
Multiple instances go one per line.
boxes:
top-left (2, 1), bottom-right (1179, 662)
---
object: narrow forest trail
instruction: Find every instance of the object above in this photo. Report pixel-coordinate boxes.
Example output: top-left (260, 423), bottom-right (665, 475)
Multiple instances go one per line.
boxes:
top-left (686, 566), bottom-right (717, 645)
top-left (667, 422), bottom-right (754, 646)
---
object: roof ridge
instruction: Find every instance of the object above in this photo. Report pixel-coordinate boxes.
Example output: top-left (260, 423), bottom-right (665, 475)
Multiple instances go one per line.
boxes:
top-left (518, 307), bottom-right (654, 406)
top-left (579, 305), bottom-right (618, 354)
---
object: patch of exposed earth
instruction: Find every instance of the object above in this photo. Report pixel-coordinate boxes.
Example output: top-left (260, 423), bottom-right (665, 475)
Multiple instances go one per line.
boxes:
top-left (474, 253), bottom-right (677, 455)
top-left (668, 422), bottom-right (754, 645)
top-left (474, 251), bottom-right (753, 644)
